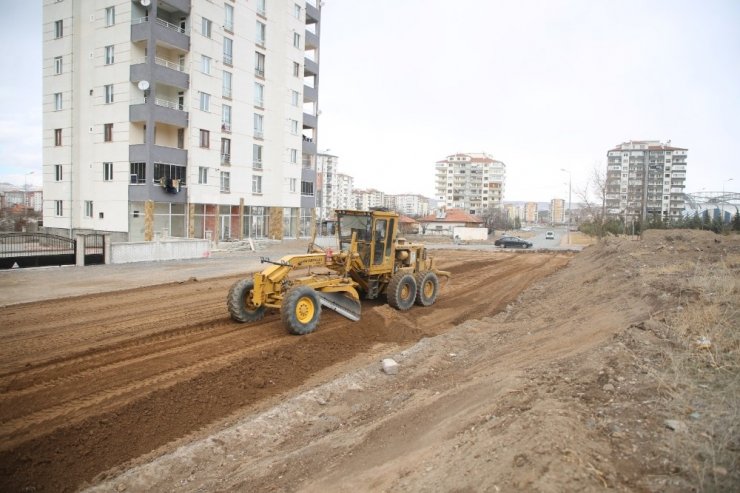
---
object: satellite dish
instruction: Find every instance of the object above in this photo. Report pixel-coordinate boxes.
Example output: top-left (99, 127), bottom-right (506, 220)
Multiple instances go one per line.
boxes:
top-left (137, 80), bottom-right (150, 91)
top-left (141, 0), bottom-right (151, 6)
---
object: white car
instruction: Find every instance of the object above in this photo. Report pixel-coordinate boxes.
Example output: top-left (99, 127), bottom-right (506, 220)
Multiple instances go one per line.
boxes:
top-left (545, 231), bottom-right (555, 240)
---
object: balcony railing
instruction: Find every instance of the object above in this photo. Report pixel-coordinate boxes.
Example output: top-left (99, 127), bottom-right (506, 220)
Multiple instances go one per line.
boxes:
top-left (155, 56), bottom-right (185, 71)
top-left (133, 96), bottom-right (186, 111)
top-left (255, 67), bottom-right (264, 78)
top-left (221, 122), bottom-right (231, 133)
top-left (221, 153), bottom-right (231, 165)
top-left (254, 98), bottom-right (264, 108)
top-left (223, 54), bottom-right (233, 65)
top-left (253, 160), bottom-right (263, 170)
top-left (156, 17), bottom-right (186, 34)
top-left (254, 129), bottom-right (264, 139)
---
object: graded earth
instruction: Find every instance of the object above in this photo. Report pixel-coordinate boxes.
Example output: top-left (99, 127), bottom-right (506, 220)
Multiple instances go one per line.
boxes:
top-left (0, 231), bottom-right (738, 492)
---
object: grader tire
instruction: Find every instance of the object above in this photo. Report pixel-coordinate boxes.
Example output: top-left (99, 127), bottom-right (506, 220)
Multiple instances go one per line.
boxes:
top-left (414, 271), bottom-right (439, 307)
top-left (281, 285), bottom-right (322, 335)
top-left (227, 279), bottom-right (266, 323)
top-left (387, 273), bottom-right (417, 311)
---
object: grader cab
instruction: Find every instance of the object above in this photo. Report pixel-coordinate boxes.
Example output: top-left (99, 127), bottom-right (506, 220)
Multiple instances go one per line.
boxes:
top-left (227, 209), bottom-right (450, 335)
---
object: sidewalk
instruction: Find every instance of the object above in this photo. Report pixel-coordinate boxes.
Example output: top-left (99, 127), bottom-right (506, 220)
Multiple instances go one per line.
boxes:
top-left (0, 239), bottom-right (323, 307)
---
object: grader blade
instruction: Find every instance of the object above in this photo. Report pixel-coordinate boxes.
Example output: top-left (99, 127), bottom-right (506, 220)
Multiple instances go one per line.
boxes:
top-left (318, 292), bottom-right (361, 321)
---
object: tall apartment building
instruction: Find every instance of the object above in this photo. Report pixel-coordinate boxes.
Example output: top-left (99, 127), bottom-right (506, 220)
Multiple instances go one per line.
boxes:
top-left (315, 151), bottom-right (337, 222)
top-left (335, 173), bottom-right (353, 210)
top-left (352, 188), bottom-right (384, 211)
top-left (550, 198), bottom-right (565, 224)
top-left (524, 202), bottom-right (538, 223)
top-left (606, 140), bottom-right (687, 223)
top-left (43, 0), bottom-right (321, 242)
top-left (384, 194), bottom-right (429, 217)
top-left (434, 153), bottom-right (506, 215)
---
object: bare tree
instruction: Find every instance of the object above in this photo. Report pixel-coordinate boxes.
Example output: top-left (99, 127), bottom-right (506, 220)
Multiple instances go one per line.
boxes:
top-left (575, 164), bottom-right (608, 237)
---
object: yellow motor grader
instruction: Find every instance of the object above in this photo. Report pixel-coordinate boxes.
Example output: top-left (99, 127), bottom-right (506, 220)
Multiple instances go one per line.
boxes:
top-left (227, 209), bottom-right (450, 335)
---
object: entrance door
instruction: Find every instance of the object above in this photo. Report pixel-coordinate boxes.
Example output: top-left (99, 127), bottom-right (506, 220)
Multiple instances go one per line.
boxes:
top-left (220, 215), bottom-right (230, 240)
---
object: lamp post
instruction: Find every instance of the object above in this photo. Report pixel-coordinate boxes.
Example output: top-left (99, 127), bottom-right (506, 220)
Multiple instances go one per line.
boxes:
top-left (560, 168), bottom-right (571, 244)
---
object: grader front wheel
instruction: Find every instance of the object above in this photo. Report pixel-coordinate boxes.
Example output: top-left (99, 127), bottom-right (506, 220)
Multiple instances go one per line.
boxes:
top-left (281, 286), bottom-right (322, 335)
top-left (227, 279), bottom-right (266, 323)
top-left (415, 271), bottom-right (439, 306)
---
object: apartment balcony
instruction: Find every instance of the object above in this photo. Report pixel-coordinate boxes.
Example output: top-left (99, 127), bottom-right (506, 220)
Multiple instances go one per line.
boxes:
top-left (129, 144), bottom-right (187, 166)
top-left (130, 97), bottom-right (188, 128)
top-left (305, 2), bottom-right (320, 23)
top-left (302, 137), bottom-right (317, 155)
top-left (304, 57), bottom-right (319, 76)
top-left (303, 112), bottom-right (318, 129)
top-left (130, 57), bottom-right (189, 91)
top-left (303, 84), bottom-right (318, 102)
top-left (131, 16), bottom-right (190, 52)
top-left (305, 29), bottom-right (319, 50)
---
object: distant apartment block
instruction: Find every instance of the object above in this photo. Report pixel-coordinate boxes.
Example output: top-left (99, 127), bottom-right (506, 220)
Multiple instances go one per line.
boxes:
top-left (434, 152), bottom-right (506, 215)
top-left (335, 173), bottom-right (354, 211)
top-left (550, 198), bottom-right (565, 224)
top-left (316, 152), bottom-right (338, 221)
top-left (524, 202), bottom-right (538, 223)
top-left (606, 140), bottom-right (687, 223)
top-left (352, 188), bottom-right (384, 211)
top-left (43, 0), bottom-right (322, 241)
top-left (504, 203), bottom-right (522, 221)
top-left (384, 194), bottom-right (429, 217)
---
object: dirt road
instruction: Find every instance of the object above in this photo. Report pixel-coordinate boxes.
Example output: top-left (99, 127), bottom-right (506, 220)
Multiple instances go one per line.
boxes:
top-left (0, 250), bottom-right (570, 492)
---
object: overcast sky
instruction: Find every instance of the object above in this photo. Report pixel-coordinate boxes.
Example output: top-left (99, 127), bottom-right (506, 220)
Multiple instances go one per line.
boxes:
top-left (2, 0), bottom-right (738, 202)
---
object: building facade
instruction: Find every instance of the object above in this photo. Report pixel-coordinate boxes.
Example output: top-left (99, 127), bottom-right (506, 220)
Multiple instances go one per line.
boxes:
top-left (524, 202), bottom-right (538, 223)
top-left (43, 0), bottom-right (321, 241)
top-left (384, 193), bottom-right (429, 217)
top-left (434, 152), bottom-right (506, 215)
top-left (352, 188), bottom-right (384, 211)
top-left (335, 173), bottom-right (354, 211)
top-left (606, 140), bottom-right (687, 223)
top-left (315, 152), bottom-right (337, 222)
top-left (550, 198), bottom-right (565, 224)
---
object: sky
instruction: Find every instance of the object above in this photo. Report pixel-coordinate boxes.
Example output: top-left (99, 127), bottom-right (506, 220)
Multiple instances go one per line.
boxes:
top-left (1, 0), bottom-right (738, 202)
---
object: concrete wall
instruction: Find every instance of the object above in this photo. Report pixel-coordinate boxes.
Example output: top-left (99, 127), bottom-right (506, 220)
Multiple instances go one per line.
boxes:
top-left (453, 227), bottom-right (488, 241)
top-left (110, 238), bottom-right (210, 264)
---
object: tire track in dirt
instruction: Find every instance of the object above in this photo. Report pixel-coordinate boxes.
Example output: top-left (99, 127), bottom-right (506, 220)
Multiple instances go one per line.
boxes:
top-left (0, 251), bottom-right (571, 493)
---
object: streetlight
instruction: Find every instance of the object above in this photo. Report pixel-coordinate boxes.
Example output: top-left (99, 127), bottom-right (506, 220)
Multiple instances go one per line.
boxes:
top-left (560, 168), bottom-right (571, 244)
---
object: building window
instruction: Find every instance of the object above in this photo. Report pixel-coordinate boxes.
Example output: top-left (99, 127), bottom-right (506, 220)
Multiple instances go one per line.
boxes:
top-left (223, 37), bottom-right (233, 65)
top-left (224, 3), bottom-right (234, 32)
top-left (256, 21), bottom-right (266, 46)
top-left (254, 82), bottom-right (264, 107)
top-left (85, 200), bottom-right (93, 218)
top-left (104, 162), bottom-right (113, 181)
top-left (104, 84), bottom-right (114, 104)
top-left (291, 89), bottom-right (299, 107)
top-left (199, 129), bottom-right (210, 148)
top-left (201, 55), bottom-right (211, 74)
top-left (256, 0), bottom-right (266, 16)
top-left (198, 166), bottom-right (208, 184)
top-left (301, 181), bottom-right (314, 196)
top-left (252, 175), bottom-right (262, 194)
top-left (199, 92), bottom-right (210, 112)
top-left (253, 144), bottom-right (263, 168)
top-left (255, 52), bottom-right (265, 77)
top-left (289, 178), bottom-right (296, 192)
top-left (54, 128), bottom-right (62, 146)
top-left (104, 123), bottom-right (113, 142)
top-left (222, 71), bottom-right (232, 98)
top-left (55, 200), bottom-right (63, 216)
top-left (221, 138), bottom-right (231, 165)
top-left (130, 162), bottom-right (146, 183)
top-left (54, 164), bottom-right (63, 181)
top-left (290, 148), bottom-right (297, 164)
top-left (292, 61), bottom-right (300, 77)
top-left (105, 45), bottom-right (114, 65)
top-left (222, 104), bottom-right (232, 131)
top-left (154, 163), bottom-right (186, 185)
top-left (293, 32), bottom-right (301, 48)
top-left (294, 4), bottom-right (301, 19)
top-left (105, 6), bottom-right (115, 26)
top-left (54, 92), bottom-right (62, 111)
top-left (202, 17), bottom-right (212, 38)
top-left (254, 114), bottom-right (264, 139)
top-left (54, 20), bottom-right (63, 39)
top-left (220, 171), bottom-right (230, 192)
top-left (54, 56), bottom-right (62, 75)
top-left (289, 119), bottom-right (299, 135)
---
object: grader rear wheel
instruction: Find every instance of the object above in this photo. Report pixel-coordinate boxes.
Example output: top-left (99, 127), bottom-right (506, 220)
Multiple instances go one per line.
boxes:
top-left (387, 273), bottom-right (417, 311)
top-left (227, 279), bottom-right (266, 323)
top-left (281, 285), bottom-right (322, 335)
top-left (414, 271), bottom-right (439, 306)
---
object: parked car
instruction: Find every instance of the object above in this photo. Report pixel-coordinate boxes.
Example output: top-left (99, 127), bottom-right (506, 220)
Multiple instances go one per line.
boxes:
top-left (545, 231), bottom-right (555, 240)
top-left (494, 236), bottom-right (533, 248)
